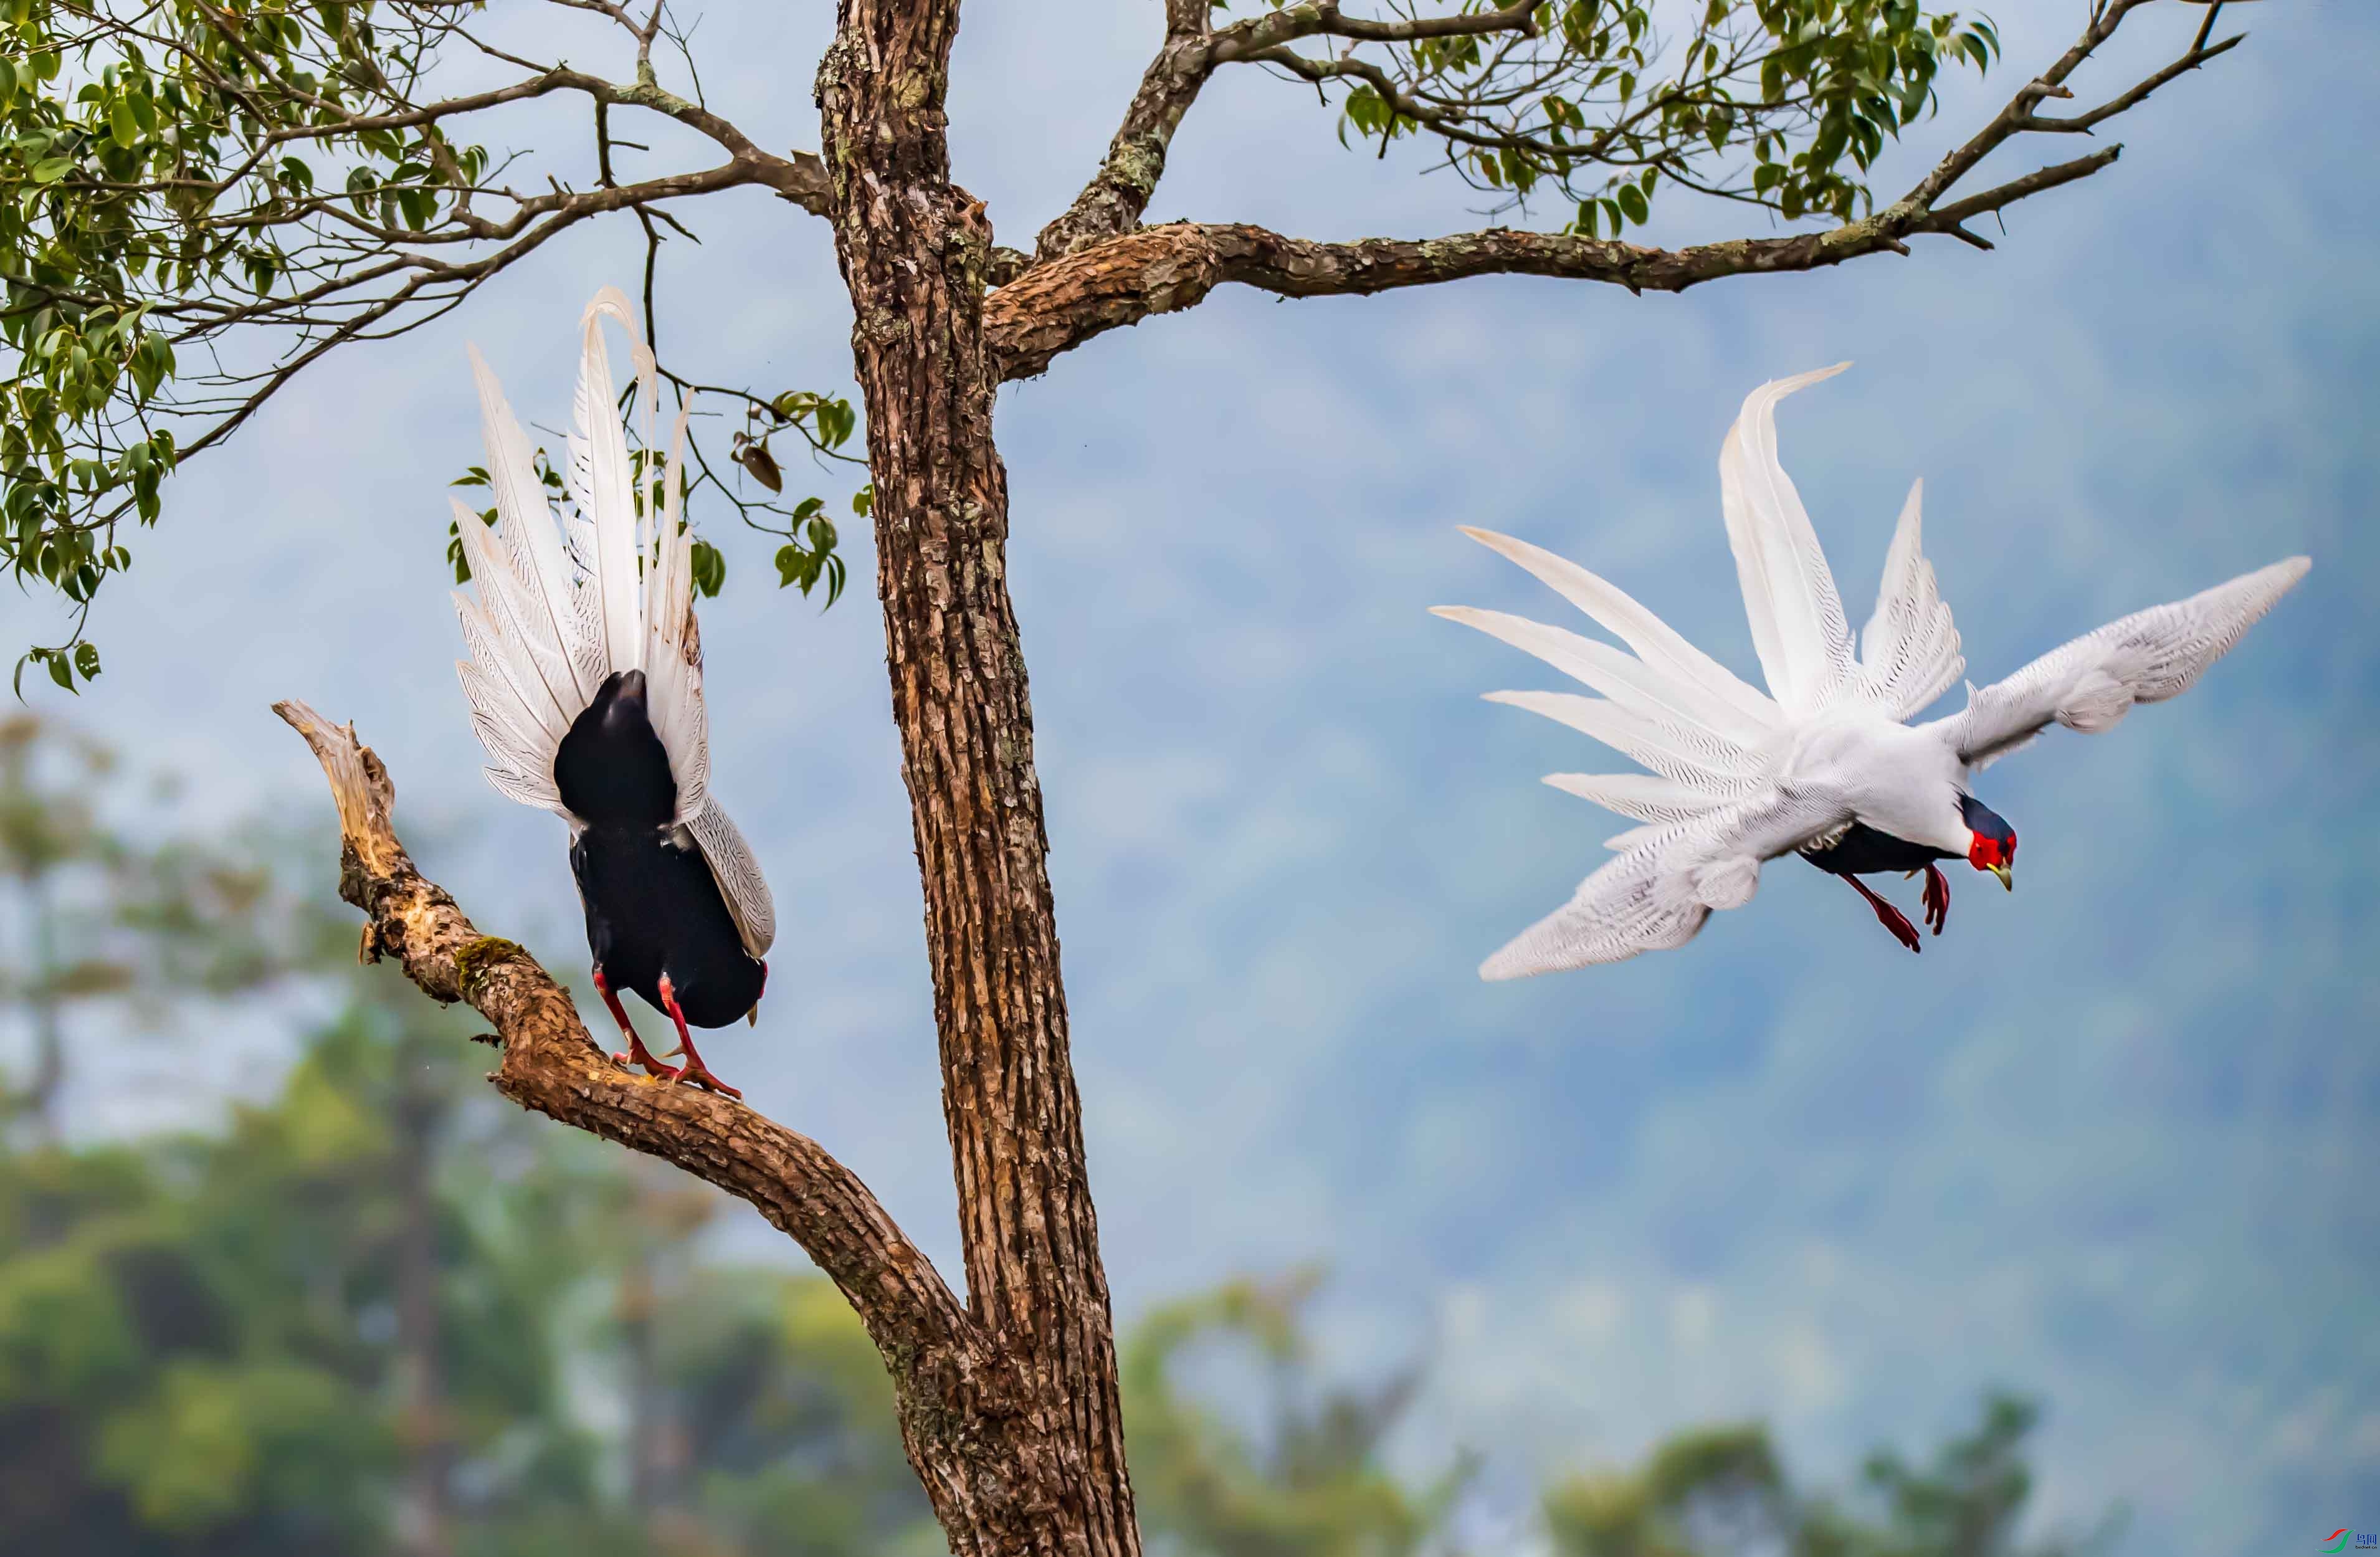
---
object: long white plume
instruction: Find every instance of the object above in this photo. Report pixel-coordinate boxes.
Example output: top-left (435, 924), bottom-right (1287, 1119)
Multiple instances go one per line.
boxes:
top-left (1716, 364), bottom-right (1857, 715)
top-left (1857, 479), bottom-right (1965, 719)
top-left (452, 288), bottom-right (706, 827)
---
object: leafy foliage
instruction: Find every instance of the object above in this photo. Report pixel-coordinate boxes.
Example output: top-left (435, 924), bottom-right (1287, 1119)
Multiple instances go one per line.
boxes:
top-left (1300, 0), bottom-right (2001, 236)
top-left (0, 2), bottom-right (862, 690)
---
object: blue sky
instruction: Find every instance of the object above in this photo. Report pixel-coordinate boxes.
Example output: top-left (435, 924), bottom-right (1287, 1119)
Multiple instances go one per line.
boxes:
top-left (13, 1), bottom-right (2379, 1551)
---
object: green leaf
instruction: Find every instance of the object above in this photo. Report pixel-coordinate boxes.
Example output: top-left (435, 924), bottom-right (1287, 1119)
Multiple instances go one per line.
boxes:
top-left (110, 98), bottom-right (137, 147)
top-left (73, 640), bottom-right (99, 679)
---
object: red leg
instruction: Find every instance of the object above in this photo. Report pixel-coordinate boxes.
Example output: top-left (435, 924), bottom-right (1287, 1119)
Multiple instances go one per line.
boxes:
top-left (1840, 874), bottom-right (1922, 954)
top-left (1921, 863), bottom-right (1951, 937)
top-left (594, 966), bottom-right (672, 1075)
top-left (653, 973), bottom-right (743, 1100)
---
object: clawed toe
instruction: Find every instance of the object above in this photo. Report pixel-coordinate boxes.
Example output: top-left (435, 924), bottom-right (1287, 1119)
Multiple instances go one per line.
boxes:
top-left (1920, 864), bottom-right (1951, 937)
top-left (1842, 874), bottom-right (1923, 954)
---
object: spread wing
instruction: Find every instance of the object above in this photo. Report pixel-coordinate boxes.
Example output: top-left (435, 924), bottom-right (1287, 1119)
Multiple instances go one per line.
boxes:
top-left (1855, 479), bottom-right (1966, 720)
top-left (1718, 364), bottom-right (1859, 717)
top-left (1926, 556), bottom-right (2310, 771)
top-left (687, 802), bottom-right (776, 959)
top-left (1478, 783), bottom-right (1854, 979)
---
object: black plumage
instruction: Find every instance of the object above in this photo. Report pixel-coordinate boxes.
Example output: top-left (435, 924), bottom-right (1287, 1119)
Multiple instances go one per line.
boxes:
top-left (1800, 821), bottom-right (1953, 877)
top-left (1800, 796), bottom-right (2016, 953)
top-left (558, 672), bottom-right (765, 1091)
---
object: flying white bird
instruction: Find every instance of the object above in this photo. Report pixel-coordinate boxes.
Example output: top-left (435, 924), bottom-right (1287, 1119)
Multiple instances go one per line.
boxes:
top-left (1435, 364), bottom-right (2309, 979)
top-left (449, 288), bottom-right (774, 1094)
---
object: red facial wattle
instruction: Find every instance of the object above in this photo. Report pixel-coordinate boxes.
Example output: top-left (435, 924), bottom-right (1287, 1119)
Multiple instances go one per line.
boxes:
top-left (1968, 830), bottom-right (2016, 890)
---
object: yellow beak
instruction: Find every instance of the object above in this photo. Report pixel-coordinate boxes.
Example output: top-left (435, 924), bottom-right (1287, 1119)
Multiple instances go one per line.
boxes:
top-left (1989, 862), bottom-right (2013, 892)
top-left (746, 1005), bottom-right (761, 1026)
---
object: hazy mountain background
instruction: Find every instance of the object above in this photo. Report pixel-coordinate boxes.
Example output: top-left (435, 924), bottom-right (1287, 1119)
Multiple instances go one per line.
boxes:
top-left (11, 1), bottom-right (2375, 1551)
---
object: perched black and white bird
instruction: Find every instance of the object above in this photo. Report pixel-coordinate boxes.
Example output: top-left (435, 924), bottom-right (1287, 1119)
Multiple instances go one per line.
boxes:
top-left (449, 288), bottom-right (774, 1094)
top-left (1435, 364), bottom-right (2309, 978)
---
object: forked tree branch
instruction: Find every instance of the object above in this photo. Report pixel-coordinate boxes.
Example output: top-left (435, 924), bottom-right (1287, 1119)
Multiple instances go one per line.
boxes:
top-left (1034, 1), bottom-right (1538, 261)
top-left (988, 155), bottom-right (2103, 379)
top-left (998, 4), bottom-right (2240, 378)
top-left (267, 699), bottom-right (1048, 1504)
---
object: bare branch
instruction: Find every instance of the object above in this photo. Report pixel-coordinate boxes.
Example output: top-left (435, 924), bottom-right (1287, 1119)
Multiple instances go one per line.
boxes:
top-left (1034, 1), bottom-right (1538, 261)
top-left (173, 160), bottom-right (763, 464)
top-left (1907, 0), bottom-right (2162, 211)
top-left (2012, 32), bottom-right (2242, 135)
top-left (989, 160), bottom-right (2097, 379)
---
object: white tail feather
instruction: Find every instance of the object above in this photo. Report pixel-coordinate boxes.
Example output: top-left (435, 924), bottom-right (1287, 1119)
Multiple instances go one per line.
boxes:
top-left (1718, 364), bottom-right (1857, 714)
top-left (569, 294), bottom-right (646, 677)
top-left (1541, 771), bottom-right (1731, 825)
top-left (455, 288), bottom-right (717, 830)
top-left (1857, 479), bottom-right (1964, 718)
top-left (450, 497), bottom-right (581, 734)
top-left (1483, 690), bottom-right (1762, 793)
top-left (643, 399), bottom-right (709, 822)
top-left (1430, 606), bottom-right (1775, 745)
top-left (1455, 526), bottom-right (1779, 733)
top-left (468, 346), bottom-right (595, 708)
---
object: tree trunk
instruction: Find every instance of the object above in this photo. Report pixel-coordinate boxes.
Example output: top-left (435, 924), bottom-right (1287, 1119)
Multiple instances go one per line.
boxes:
top-left (818, 4), bottom-right (1140, 1553)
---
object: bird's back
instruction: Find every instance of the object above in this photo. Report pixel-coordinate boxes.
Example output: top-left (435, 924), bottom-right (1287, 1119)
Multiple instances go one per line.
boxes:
top-left (570, 824), bottom-right (765, 1029)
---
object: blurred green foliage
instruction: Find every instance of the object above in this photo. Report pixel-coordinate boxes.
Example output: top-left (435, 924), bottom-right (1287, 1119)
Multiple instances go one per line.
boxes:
top-left (0, 718), bottom-right (2104, 1556)
top-left (1544, 1391), bottom-right (2121, 1557)
top-left (1122, 1268), bottom-right (1470, 1557)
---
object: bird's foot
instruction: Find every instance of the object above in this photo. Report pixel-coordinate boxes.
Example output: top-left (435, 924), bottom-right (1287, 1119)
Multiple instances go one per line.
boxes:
top-left (655, 1050), bottom-right (743, 1101)
top-left (652, 973), bottom-right (744, 1100)
top-left (1845, 874), bottom-right (1923, 954)
top-left (1921, 864), bottom-right (1951, 937)
top-left (593, 966), bottom-right (672, 1075)
top-left (612, 1033), bottom-right (675, 1077)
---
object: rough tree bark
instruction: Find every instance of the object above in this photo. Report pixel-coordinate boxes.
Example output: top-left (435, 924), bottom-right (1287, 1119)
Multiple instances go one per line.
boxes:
top-left (817, 1), bottom-right (1140, 1550)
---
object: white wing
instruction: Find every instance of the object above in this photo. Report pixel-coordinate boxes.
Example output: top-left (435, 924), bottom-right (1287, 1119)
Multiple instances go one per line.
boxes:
top-left (1855, 479), bottom-right (1966, 721)
top-left (1478, 783), bottom-right (1854, 978)
top-left (1718, 364), bottom-right (1859, 717)
top-left (1927, 556), bottom-right (2310, 770)
top-left (686, 802), bottom-right (776, 958)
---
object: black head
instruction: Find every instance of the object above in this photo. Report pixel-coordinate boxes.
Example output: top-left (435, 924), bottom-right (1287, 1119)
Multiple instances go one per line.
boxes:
top-left (1959, 793), bottom-right (2017, 890)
